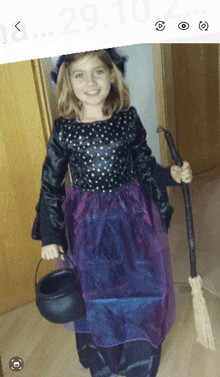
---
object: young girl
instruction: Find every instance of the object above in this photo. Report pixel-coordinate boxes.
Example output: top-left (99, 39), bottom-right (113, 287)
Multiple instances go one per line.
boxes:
top-left (32, 48), bottom-right (192, 377)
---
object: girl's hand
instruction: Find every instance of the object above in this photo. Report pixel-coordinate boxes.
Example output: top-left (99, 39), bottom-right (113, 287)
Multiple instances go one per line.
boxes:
top-left (170, 161), bottom-right (193, 184)
top-left (41, 244), bottom-right (65, 261)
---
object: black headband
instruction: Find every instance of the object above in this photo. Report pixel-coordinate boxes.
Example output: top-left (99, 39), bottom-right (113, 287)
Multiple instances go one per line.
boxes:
top-left (50, 48), bottom-right (127, 84)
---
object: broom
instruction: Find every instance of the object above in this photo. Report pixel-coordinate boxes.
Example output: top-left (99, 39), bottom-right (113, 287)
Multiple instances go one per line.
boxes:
top-left (157, 127), bottom-right (216, 352)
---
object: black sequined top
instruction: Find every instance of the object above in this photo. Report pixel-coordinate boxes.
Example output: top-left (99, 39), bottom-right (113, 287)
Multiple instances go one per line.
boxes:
top-left (31, 106), bottom-right (178, 252)
top-left (61, 108), bottom-right (137, 193)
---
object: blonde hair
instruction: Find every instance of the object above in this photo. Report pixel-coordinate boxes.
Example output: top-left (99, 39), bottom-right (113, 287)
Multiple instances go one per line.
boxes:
top-left (56, 50), bottom-right (131, 120)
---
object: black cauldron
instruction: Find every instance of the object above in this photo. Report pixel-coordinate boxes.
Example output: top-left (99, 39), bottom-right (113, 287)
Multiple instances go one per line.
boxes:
top-left (35, 252), bottom-right (86, 323)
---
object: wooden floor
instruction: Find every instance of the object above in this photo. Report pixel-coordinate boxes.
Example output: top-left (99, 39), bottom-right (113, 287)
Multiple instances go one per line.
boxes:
top-left (1, 168), bottom-right (220, 377)
top-left (0, 284), bottom-right (219, 377)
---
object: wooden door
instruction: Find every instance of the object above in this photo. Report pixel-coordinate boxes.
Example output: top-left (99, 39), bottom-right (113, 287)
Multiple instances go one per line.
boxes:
top-left (0, 60), bottom-right (55, 315)
top-left (153, 44), bottom-right (220, 176)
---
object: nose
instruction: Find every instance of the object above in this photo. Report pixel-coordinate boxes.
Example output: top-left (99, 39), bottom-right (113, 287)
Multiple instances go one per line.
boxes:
top-left (86, 73), bottom-right (96, 86)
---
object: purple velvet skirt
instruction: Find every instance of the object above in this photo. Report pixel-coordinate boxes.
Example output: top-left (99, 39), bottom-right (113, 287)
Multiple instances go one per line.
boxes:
top-left (55, 177), bottom-right (176, 349)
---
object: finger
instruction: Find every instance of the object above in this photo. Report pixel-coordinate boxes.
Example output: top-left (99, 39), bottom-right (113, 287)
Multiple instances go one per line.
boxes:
top-left (41, 251), bottom-right (46, 259)
top-left (41, 245), bottom-right (58, 260)
top-left (182, 161), bottom-right (189, 168)
top-left (45, 246), bottom-right (58, 260)
top-left (181, 167), bottom-right (189, 174)
top-left (182, 178), bottom-right (191, 183)
top-left (174, 165), bottom-right (182, 172)
top-left (183, 165), bottom-right (192, 175)
top-left (53, 246), bottom-right (60, 259)
top-left (42, 248), bottom-right (52, 260)
top-left (58, 245), bottom-right (64, 253)
top-left (182, 168), bottom-right (192, 178)
top-left (174, 175), bottom-right (181, 184)
top-left (181, 171), bottom-right (190, 179)
top-left (58, 246), bottom-right (65, 260)
top-left (45, 252), bottom-right (52, 260)
top-left (59, 252), bottom-right (65, 261)
top-left (48, 249), bottom-right (57, 260)
top-left (181, 169), bottom-right (192, 179)
top-left (182, 174), bottom-right (193, 183)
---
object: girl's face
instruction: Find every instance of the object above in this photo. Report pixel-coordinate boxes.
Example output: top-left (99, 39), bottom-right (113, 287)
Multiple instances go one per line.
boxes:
top-left (69, 54), bottom-right (114, 113)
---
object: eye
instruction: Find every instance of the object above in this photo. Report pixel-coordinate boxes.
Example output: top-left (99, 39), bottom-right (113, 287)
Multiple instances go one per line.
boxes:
top-left (95, 69), bottom-right (104, 75)
top-left (74, 73), bottom-right (83, 78)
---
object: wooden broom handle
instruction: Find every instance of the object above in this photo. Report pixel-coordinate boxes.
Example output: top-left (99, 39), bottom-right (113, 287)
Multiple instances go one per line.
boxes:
top-left (157, 127), bottom-right (197, 278)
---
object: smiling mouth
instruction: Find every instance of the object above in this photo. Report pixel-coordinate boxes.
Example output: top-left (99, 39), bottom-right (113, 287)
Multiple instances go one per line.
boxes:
top-left (85, 90), bottom-right (99, 95)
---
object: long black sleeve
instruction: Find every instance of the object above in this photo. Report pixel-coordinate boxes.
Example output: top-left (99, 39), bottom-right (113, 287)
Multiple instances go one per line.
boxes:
top-left (32, 118), bottom-right (70, 253)
top-left (131, 107), bottom-right (178, 188)
top-left (130, 107), bottom-right (178, 230)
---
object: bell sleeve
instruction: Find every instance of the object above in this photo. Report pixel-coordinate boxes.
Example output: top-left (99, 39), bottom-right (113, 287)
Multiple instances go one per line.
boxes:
top-left (131, 107), bottom-right (178, 188)
top-left (31, 118), bottom-right (70, 253)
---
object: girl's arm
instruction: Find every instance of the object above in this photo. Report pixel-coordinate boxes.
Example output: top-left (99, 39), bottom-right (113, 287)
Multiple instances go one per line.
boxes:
top-left (131, 107), bottom-right (178, 188)
top-left (32, 118), bottom-right (69, 253)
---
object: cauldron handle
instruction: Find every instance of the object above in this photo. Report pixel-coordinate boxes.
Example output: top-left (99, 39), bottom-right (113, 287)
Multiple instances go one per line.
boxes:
top-left (35, 252), bottom-right (77, 288)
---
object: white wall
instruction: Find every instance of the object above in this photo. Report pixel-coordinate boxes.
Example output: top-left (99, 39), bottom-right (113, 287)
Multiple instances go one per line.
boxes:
top-left (117, 44), bottom-right (160, 162)
top-left (50, 43), bottom-right (160, 162)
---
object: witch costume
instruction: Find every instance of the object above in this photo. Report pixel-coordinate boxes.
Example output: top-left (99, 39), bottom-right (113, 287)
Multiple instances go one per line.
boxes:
top-left (32, 50), bottom-right (179, 377)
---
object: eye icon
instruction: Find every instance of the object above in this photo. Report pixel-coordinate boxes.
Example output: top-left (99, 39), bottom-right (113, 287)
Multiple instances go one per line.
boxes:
top-left (178, 22), bottom-right (190, 30)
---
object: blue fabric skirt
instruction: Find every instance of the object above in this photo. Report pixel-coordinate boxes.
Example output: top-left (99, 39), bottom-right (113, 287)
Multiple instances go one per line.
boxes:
top-left (55, 177), bottom-right (175, 374)
top-left (55, 176), bottom-right (176, 346)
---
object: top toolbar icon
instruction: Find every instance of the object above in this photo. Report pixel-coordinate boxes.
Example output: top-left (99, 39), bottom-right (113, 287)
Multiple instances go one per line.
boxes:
top-left (199, 21), bottom-right (209, 31)
top-left (155, 21), bottom-right (165, 31)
